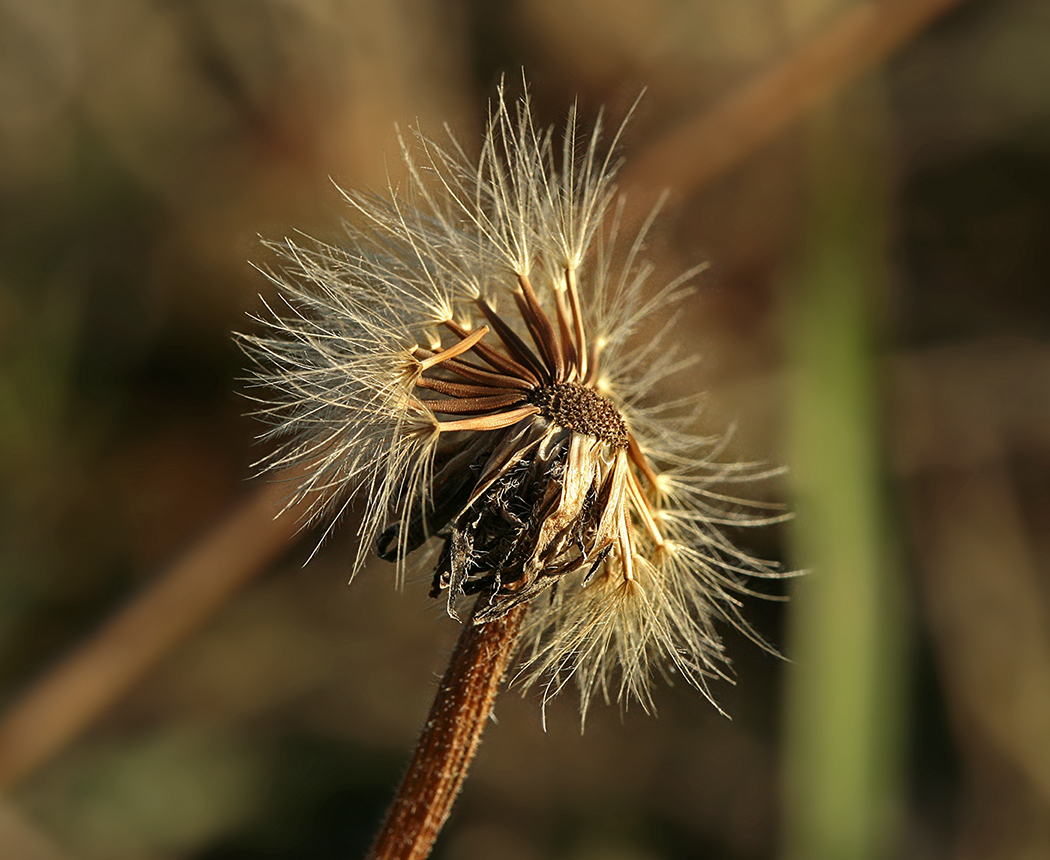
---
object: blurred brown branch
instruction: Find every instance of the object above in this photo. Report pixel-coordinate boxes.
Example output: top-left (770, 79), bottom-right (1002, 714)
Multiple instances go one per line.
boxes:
top-left (0, 477), bottom-right (307, 793)
top-left (0, 0), bottom-right (969, 795)
top-left (621, 0), bottom-right (967, 206)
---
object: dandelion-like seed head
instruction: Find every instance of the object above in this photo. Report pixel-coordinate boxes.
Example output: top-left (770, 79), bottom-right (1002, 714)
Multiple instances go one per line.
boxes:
top-left (241, 82), bottom-right (784, 722)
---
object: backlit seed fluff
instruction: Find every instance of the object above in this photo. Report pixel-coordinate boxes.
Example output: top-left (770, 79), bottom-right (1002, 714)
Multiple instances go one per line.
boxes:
top-left (240, 84), bottom-right (786, 721)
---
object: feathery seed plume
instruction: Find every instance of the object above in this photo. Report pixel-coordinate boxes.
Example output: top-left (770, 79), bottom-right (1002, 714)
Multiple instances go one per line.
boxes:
top-left (240, 82), bottom-right (784, 723)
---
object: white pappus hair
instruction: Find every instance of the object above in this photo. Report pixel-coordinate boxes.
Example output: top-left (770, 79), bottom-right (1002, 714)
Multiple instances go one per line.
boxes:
top-left (239, 80), bottom-right (787, 722)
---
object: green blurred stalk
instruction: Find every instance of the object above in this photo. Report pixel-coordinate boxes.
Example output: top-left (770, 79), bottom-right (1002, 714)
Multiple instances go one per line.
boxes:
top-left (782, 78), bottom-right (909, 860)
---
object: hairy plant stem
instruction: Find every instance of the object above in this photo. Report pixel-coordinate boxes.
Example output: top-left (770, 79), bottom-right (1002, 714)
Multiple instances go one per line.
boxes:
top-left (368, 599), bottom-right (528, 860)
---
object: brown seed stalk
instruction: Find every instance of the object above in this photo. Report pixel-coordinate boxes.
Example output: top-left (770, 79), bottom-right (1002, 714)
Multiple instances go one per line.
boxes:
top-left (367, 600), bottom-right (528, 860)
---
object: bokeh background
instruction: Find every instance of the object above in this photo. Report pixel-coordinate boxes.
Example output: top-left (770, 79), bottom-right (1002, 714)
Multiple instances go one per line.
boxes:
top-left (2, 0), bottom-right (1049, 858)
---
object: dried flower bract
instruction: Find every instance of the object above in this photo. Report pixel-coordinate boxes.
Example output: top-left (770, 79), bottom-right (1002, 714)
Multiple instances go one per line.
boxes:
top-left (241, 83), bottom-right (783, 720)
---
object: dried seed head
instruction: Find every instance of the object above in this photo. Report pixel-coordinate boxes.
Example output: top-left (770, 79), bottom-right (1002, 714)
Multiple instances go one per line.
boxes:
top-left (240, 80), bottom-right (786, 722)
top-left (528, 382), bottom-right (628, 448)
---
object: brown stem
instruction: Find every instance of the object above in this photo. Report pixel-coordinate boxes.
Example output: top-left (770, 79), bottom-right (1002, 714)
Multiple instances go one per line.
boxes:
top-left (368, 601), bottom-right (527, 860)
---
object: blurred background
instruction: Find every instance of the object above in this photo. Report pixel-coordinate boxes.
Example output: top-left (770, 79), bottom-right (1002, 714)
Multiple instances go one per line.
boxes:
top-left (1, 0), bottom-right (1049, 858)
